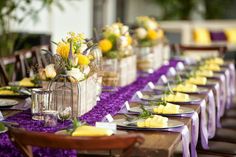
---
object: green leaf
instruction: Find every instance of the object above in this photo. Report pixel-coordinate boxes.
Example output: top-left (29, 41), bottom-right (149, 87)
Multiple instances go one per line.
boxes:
top-left (138, 105), bottom-right (153, 119)
top-left (0, 123), bottom-right (6, 132)
top-left (104, 51), bottom-right (118, 59)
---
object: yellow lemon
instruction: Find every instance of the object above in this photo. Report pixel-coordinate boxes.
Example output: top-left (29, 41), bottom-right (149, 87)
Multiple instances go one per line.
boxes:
top-left (147, 29), bottom-right (158, 40)
top-left (56, 42), bottom-right (70, 59)
top-left (77, 54), bottom-right (90, 65)
top-left (98, 39), bottom-right (112, 53)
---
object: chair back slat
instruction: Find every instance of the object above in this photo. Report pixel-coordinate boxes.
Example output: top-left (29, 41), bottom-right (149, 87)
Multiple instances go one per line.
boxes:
top-left (171, 44), bottom-right (227, 58)
top-left (0, 45), bottom-right (50, 83)
top-left (0, 61), bottom-right (9, 86)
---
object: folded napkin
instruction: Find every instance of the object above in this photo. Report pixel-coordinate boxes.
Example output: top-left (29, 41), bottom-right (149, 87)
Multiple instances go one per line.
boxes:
top-left (186, 76), bottom-right (207, 85)
top-left (72, 125), bottom-right (113, 137)
top-left (172, 83), bottom-right (198, 92)
top-left (19, 78), bottom-right (35, 87)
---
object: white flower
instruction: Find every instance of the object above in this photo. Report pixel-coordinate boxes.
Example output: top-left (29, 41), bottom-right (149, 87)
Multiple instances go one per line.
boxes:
top-left (121, 26), bottom-right (129, 35)
top-left (79, 44), bottom-right (88, 53)
top-left (117, 36), bottom-right (129, 50)
top-left (83, 66), bottom-right (90, 75)
top-left (66, 68), bottom-right (85, 82)
top-left (145, 20), bottom-right (157, 30)
top-left (111, 24), bottom-right (120, 36)
top-left (45, 64), bottom-right (57, 79)
top-left (135, 28), bottom-right (147, 39)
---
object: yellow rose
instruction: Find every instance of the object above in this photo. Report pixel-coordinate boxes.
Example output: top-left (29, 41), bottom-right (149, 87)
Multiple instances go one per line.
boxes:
top-left (147, 29), bottom-right (158, 40)
top-left (127, 36), bottom-right (132, 45)
top-left (98, 39), bottom-right (112, 53)
top-left (77, 54), bottom-right (90, 65)
top-left (56, 42), bottom-right (70, 59)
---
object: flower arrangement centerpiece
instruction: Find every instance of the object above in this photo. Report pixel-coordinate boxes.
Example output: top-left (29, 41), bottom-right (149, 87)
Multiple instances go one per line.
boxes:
top-left (133, 16), bottom-right (166, 73)
top-left (39, 32), bottom-right (102, 118)
top-left (98, 23), bottom-right (137, 87)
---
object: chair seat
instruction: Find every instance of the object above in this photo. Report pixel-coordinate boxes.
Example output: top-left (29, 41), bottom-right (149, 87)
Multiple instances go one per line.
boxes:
top-left (221, 118), bottom-right (236, 129)
top-left (212, 128), bottom-right (236, 143)
top-left (198, 141), bottom-right (236, 156)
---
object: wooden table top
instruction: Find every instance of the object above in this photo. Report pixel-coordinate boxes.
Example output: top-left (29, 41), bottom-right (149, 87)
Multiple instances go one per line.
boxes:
top-left (113, 93), bottom-right (206, 157)
top-left (0, 76), bottom-right (223, 157)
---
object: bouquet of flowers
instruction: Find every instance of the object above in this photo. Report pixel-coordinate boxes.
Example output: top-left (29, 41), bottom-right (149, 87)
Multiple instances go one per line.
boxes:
top-left (37, 32), bottom-right (101, 117)
top-left (98, 23), bottom-right (136, 87)
top-left (98, 22), bottom-right (133, 59)
top-left (133, 16), bottom-right (164, 47)
top-left (38, 32), bottom-right (97, 82)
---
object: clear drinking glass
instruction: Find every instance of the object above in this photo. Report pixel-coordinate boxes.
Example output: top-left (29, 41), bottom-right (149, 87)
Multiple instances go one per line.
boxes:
top-left (31, 88), bottom-right (52, 120)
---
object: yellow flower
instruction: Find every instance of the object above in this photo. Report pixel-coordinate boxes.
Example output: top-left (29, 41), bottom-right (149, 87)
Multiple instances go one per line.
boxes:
top-left (127, 36), bottom-right (132, 45)
top-left (157, 29), bottom-right (164, 39)
top-left (88, 55), bottom-right (94, 60)
top-left (98, 39), bottom-right (112, 53)
top-left (67, 32), bottom-right (85, 43)
top-left (147, 29), bottom-right (158, 40)
top-left (56, 42), bottom-right (70, 59)
top-left (77, 54), bottom-right (90, 65)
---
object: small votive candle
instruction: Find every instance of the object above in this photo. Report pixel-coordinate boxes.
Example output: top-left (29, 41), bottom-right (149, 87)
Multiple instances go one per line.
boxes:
top-left (43, 110), bottom-right (58, 127)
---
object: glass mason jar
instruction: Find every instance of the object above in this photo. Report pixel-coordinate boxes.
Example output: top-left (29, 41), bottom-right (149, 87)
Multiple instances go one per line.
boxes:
top-left (31, 88), bottom-right (52, 120)
top-left (101, 58), bottom-right (119, 88)
top-left (135, 46), bottom-right (154, 72)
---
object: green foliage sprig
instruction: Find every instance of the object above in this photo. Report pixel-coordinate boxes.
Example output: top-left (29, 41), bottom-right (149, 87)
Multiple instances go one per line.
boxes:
top-left (138, 105), bottom-right (153, 119)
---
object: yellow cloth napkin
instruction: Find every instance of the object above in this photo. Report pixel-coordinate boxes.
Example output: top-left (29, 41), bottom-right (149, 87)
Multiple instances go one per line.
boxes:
top-left (224, 28), bottom-right (236, 44)
top-left (193, 28), bottom-right (211, 44)
top-left (19, 78), bottom-right (35, 87)
top-left (172, 83), bottom-right (198, 92)
top-left (137, 115), bottom-right (168, 128)
top-left (72, 125), bottom-right (113, 137)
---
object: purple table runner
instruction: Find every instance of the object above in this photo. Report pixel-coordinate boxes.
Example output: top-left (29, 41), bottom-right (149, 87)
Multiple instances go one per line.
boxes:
top-left (0, 65), bottom-right (172, 157)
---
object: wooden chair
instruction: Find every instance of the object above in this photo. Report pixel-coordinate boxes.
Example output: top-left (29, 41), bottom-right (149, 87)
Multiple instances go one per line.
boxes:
top-left (0, 45), bottom-right (50, 83)
top-left (171, 44), bottom-right (227, 58)
top-left (0, 60), bottom-right (9, 86)
top-left (21, 45), bottom-right (50, 76)
top-left (0, 53), bottom-right (26, 82)
top-left (8, 126), bottom-right (145, 157)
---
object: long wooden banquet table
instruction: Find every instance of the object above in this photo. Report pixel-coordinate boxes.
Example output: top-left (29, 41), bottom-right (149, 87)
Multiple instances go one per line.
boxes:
top-left (0, 59), bottom-right (235, 157)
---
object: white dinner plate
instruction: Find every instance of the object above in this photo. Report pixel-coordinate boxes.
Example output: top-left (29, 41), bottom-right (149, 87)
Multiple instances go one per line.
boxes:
top-left (0, 99), bottom-right (18, 107)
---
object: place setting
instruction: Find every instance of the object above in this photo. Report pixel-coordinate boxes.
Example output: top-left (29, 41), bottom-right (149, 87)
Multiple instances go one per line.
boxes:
top-left (0, 86), bottom-right (31, 98)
